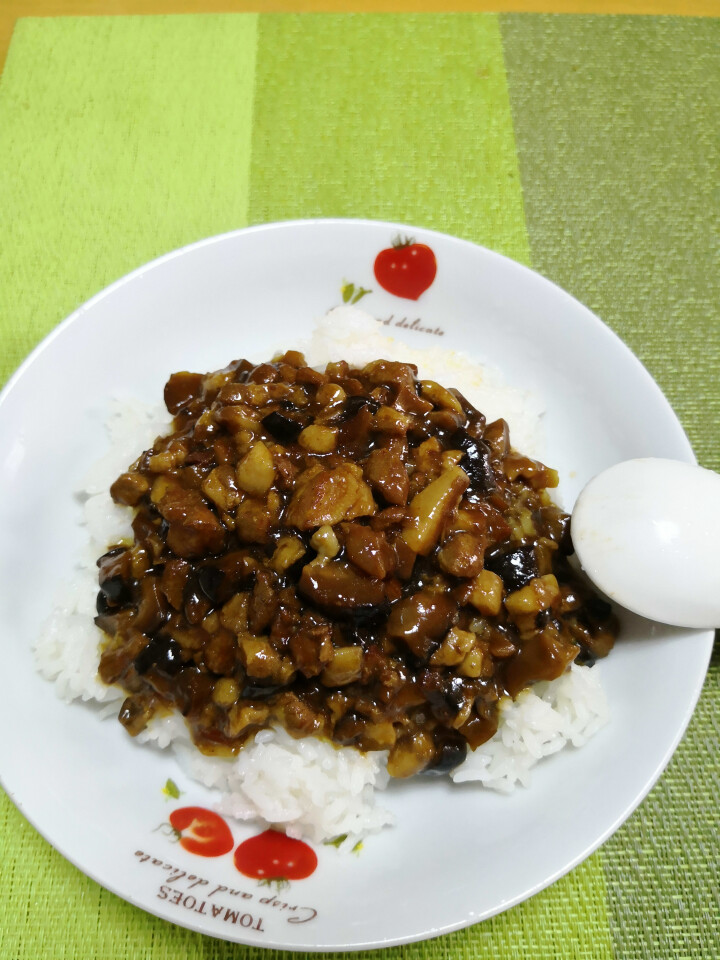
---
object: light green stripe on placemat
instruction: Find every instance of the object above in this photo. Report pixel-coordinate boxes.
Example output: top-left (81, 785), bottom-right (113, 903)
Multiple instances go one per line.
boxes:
top-left (501, 13), bottom-right (720, 959)
top-left (0, 14), bottom-right (259, 388)
top-left (248, 13), bottom-right (530, 263)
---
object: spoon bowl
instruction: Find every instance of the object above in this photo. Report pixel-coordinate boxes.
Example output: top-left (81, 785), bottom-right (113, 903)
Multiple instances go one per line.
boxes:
top-left (571, 458), bottom-right (720, 629)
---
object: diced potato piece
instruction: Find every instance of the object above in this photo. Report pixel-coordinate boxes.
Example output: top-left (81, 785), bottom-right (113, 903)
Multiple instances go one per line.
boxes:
top-left (374, 406), bottom-right (414, 435)
top-left (503, 454), bottom-right (559, 490)
top-left (310, 524), bottom-right (341, 560)
top-left (216, 405), bottom-right (260, 435)
top-left (267, 383), bottom-right (292, 402)
top-left (266, 490), bottom-right (282, 524)
top-left (402, 465), bottom-right (470, 555)
top-left (324, 359), bottom-right (349, 378)
top-left (240, 636), bottom-right (279, 678)
top-left (459, 647), bottom-right (485, 678)
top-left (441, 449), bottom-right (464, 469)
top-left (203, 367), bottom-right (238, 394)
top-left (204, 629), bottom-right (237, 674)
top-left (193, 409), bottom-right (216, 440)
top-left (236, 441), bottom-right (275, 495)
top-left (226, 703), bottom-right (269, 738)
top-left (321, 646), bottom-right (364, 686)
top-left (150, 475), bottom-right (173, 505)
top-left (202, 465), bottom-right (242, 512)
top-left (413, 437), bottom-right (443, 475)
top-left (271, 535), bottom-right (307, 573)
top-left (212, 677), bottom-right (240, 707)
top-left (430, 626), bottom-right (476, 666)
top-left (387, 731), bottom-right (435, 778)
top-left (296, 366), bottom-right (327, 387)
top-left (275, 349), bottom-right (306, 368)
top-left (299, 424), bottom-right (337, 453)
top-left (147, 446), bottom-right (186, 473)
top-left (467, 570), bottom-right (504, 616)
top-left (220, 592), bottom-right (249, 633)
top-left (243, 384), bottom-right (270, 407)
top-left (419, 380), bottom-right (464, 414)
top-left (233, 429), bottom-right (255, 454)
top-left (361, 721), bottom-right (397, 750)
top-left (505, 574), bottom-right (560, 618)
top-left (316, 383), bottom-right (346, 405)
top-left (290, 385), bottom-right (310, 407)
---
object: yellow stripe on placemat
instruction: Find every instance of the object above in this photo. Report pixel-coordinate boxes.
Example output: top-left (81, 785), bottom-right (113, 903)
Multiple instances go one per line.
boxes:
top-left (2, 0), bottom-right (720, 75)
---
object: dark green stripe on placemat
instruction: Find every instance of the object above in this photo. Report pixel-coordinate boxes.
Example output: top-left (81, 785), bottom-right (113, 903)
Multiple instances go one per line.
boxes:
top-left (500, 13), bottom-right (720, 474)
top-left (501, 14), bottom-right (720, 959)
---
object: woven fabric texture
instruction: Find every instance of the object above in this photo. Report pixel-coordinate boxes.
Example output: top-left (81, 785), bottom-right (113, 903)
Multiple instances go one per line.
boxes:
top-left (0, 12), bottom-right (717, 960)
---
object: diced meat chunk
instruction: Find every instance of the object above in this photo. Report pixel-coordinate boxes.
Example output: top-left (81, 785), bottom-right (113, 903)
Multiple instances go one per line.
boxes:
top-left (299, 561), bottom-right (386, 610)
top-left (157, 486), bottom-right (226, 558)
top-left (286, 463), bottom-right (375, 530)
top-left (363, 448), bottom-right (409, 506)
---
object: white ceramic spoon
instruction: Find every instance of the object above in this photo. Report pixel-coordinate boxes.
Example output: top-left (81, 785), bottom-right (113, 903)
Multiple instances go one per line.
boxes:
top-left (571, 458), bottom-right (720, 630)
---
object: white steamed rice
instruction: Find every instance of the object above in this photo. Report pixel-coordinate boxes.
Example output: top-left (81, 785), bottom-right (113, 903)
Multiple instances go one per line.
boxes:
top-left (34, 308), bottom-right (608, 844)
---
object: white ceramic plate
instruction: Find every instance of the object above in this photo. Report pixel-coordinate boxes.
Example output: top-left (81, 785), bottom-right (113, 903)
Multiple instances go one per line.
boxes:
top-left (0, 220), bottom-right (713, 950)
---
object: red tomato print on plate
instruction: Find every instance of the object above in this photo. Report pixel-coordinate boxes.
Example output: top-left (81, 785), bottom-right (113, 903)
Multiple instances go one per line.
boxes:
top-left (168, 806), bottom-right (234, 857)
top-left (374, 236), bottom-right (437, 300)
top-left (234, 830), bottom-right (318, 884)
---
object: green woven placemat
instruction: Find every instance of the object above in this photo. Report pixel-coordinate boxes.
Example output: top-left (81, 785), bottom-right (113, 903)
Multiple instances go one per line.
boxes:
top-left (0, 12), bottom-right (717, 960)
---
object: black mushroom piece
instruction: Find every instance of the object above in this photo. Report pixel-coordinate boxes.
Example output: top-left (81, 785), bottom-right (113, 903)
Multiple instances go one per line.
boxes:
top-left (337, 395), bottom-right (380, 422)
top-left (421, 727), bottom-right (468, 776)
top-left (96, 575), bottom-right (134, 613)
top-left (449, 428), bottom-right (496, 493)
top-left (485, 543), bottom-right (539, 591)
top-left (134, 635), bottom-right (184, 677)
top-left (261, 410), bottom-right (303, 443)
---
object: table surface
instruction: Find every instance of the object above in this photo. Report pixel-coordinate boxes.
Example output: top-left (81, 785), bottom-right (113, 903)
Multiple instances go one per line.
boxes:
top-left (0, 7), bottom-right (718, 960)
